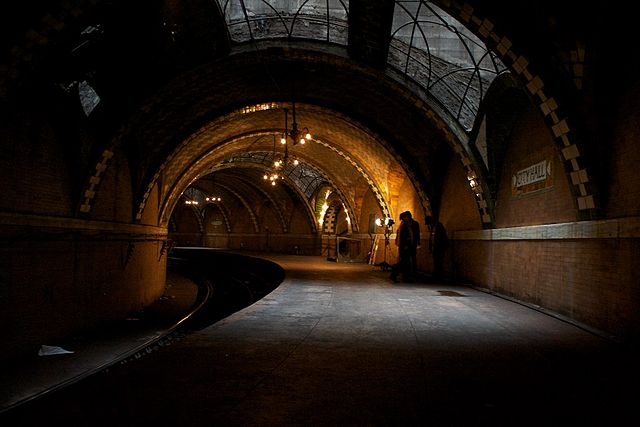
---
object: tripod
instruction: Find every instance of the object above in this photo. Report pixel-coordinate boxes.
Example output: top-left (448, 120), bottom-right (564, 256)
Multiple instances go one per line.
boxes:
top-left (375, 222), bottom-right (394, 271)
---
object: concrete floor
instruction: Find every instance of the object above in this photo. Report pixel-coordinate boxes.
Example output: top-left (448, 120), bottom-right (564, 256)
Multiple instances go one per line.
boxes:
top-left (3, 254), bottom-right (637, 426)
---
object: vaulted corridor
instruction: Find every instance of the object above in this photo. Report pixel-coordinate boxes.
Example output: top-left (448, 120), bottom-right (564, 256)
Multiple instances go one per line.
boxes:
top-left (2, 1), bottom-right (640, 423)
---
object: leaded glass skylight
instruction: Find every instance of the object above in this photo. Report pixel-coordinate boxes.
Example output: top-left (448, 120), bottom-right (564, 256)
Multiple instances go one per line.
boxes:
top-left (226, 151), bottom-right (328, 198)
top-left (183, 187), bottom-right (207, 205)
top-left (217, 0), bottom-right (349, 44)
top-left (389, 1), bottom-right (507, 130)
top-left (78, 80), bottom-right (100, 116)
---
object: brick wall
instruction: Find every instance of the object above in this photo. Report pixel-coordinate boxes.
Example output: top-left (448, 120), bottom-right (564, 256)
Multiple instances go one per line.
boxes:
top-left (173, 205), bottom-right (201, 233)
top-left (0, 219), bottom-right (167, 363)
top-left (91, 152), bottom-right (134, 223)
top-left (0, 104), bottom-right (170, 363)
top-left (139, 184), bottom-right (161, 226)
top-left (439, 155), bottom-right (483, 232)
top-left (606, 80), bottom-right (640, 218)
top-left (445, 72), bottom-right (640, 343)
top-left (495, 102), bottom-right (576, 226)
top-left (437, 153), bottom-right (483, 276)
top-left (289, 202), bottom-right (315, 234)
top-left (0, 112), bottom-right (73, 216)
top-left (357, 187), bottom-right (385, 233)
top-left (453, 228), bottom-right (640, 342)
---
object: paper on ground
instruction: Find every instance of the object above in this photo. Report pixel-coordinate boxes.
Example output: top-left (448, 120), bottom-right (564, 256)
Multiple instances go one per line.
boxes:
top-left (38, 345), bottom-right (74, 356)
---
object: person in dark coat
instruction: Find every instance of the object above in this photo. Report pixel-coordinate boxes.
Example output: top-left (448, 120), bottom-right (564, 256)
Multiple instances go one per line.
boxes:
top-left (390, 210), bottom-right (420, 282)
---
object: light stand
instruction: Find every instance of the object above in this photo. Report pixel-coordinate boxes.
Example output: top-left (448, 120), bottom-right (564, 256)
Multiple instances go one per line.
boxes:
top-left (374, 217), bottom-right (394, 271)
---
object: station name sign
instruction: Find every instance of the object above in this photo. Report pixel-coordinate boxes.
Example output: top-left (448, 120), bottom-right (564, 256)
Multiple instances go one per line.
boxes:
top-left (512, 159), bottom-right (553, 196)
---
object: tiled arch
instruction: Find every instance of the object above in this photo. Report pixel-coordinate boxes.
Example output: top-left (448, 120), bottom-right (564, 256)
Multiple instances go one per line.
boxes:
top-left (224, 173), bottom-right (290, 233)
top-left (203, 203), bottom-right (232, 234)
top-left (14, 1), bottom-right (596, 224)
top-left (175, 161), bottom-right (321, 234)
top-left (134, 103), bottom-right (407, 233)
top-left (210, 182), bottom-right (261, 233)
top-left (434, 0), bottom-right (595, 217)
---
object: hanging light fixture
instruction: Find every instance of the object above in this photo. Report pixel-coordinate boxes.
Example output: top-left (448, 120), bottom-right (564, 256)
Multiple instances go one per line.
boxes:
top-left (283, 102), bottom-right (312, 146)
top-left (263, 102), bottom-right (310, 186)
top-left (263, 135), bottom-right (284, 186)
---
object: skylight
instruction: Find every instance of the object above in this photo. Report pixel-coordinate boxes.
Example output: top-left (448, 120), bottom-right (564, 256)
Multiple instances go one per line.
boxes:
top-left (217, 0), bottom-right (349, 44)
top-left (389, 1), bottom-right (507, 130)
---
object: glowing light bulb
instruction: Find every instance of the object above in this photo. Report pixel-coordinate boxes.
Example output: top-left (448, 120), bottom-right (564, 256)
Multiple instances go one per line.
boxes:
top-left (305, 132), bottom-right (311, 140)
top-left (299, 138), bottom-right (305, 145)
top-left (271, 181), bottom-right (276, 186)
top-left (293, 159), bottom-right (299, 165)
top-left (281, 137), bottom-right (286, 145)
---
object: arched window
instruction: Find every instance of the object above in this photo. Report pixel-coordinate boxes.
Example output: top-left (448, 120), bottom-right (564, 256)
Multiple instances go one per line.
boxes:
top-left (78, 80), bottom-right (100, 116)
top-left (217, 0), bottom-right (349, 44)
top-left (388, 1), bottom-right (507, 130)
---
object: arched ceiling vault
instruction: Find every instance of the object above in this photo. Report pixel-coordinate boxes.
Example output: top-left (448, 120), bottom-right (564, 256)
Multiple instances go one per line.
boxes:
top-left (74, 47), bottom-right (455, 226)
top-left (181, 185), bottom-right (233, 233)
top-left (214, 164), bottom-right (322, 234)
top-left (2, 1), bottom-right (601, 226)
top-left (209, 179), bottom-right (260, 233)
top-left (170, 162), bottom-right (322, 234)
top-left (164, 151), bottom-right (353, 234)
top-left (215, 170), bottom-right (291, 233)
top-left (151, 103), bottom-right (429, 231)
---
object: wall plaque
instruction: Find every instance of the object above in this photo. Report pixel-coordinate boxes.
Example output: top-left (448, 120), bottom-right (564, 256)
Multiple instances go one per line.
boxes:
top-left (511, 159), bottom-right (553, 196)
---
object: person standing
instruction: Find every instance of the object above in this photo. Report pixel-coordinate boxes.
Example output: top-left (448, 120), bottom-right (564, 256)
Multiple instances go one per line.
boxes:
top-left (390, 210), bottom-right (420, 282)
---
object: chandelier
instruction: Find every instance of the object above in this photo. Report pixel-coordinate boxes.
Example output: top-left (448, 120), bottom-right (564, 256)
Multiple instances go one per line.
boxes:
top-left (184, 195), bottom-right (222, 205)
top-left (263, 102), bottom-right (311, 186)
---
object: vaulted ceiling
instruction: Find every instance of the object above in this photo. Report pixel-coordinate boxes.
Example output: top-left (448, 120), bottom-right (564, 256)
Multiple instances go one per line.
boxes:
top-left (1, 0), bottom-right (623, 227)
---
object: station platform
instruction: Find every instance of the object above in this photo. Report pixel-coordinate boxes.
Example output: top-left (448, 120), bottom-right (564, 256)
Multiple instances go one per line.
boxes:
top-left (1, 251), bottom-right (637, 425)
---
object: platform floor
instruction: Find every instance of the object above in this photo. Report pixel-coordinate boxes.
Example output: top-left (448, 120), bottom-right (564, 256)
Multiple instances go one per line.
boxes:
top-left (2, 253), bottom-right (637, 426)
